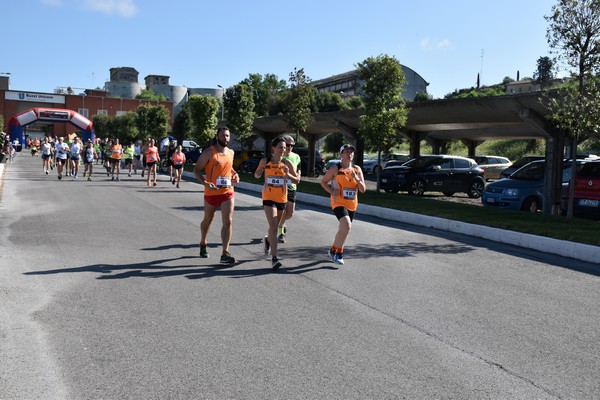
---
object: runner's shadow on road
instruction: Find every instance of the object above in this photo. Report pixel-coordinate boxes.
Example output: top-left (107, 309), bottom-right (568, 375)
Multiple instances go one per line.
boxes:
top-left (23, 256), bottom-right (199, 277)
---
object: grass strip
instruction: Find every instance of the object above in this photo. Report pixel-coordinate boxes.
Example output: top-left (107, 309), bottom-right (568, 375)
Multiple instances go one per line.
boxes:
top-left (239, 173), bottom-right (599, 247)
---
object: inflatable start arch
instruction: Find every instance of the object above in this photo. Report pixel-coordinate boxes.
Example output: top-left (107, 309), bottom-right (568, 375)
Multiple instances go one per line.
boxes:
top-left (8, 108), bottom-right (95, 150)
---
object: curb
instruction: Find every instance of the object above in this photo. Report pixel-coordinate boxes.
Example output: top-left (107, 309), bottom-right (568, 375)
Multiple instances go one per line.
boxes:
top-left (183, 172), bottom-right (598, 264)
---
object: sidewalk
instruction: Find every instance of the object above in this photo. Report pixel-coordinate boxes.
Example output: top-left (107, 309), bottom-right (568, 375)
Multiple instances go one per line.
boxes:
top-left (182, 171), bottom-right (599, 264)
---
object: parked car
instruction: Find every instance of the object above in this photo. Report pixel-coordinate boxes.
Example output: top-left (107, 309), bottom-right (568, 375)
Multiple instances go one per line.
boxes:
top-left (295, 147), bottom-right (325, 177)
top-left (183, 145), bottom-right (202, 164)
top-left (499, 155), bottom-right (545, 179)
top-left (233, 149), bottom-right (264, 170)
top-left (379, 155), bottom-right (485, 197)
top-left (473, 156), bottom-right (512, 180)
top-left (363, 153), bottom-right (411, 174)
top-left (182, 140), bottom-right (198, 149)
top-left (325, 159), bottom-right (341, 170)
top-left (384, 159), bottom-right (412, 169)
top-left (569, 161), bottom-right (600, 220)
top-left (482, 158), bottom-right (596, 212)
top-left (240, 155), bottom-right (263, 173)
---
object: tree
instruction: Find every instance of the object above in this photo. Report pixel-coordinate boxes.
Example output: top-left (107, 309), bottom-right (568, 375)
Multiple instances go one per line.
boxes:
top-left (112, 111), bottom-right (138, 144)
top-left (315, 91), bottom-right (347, 112)
top-left (544, 0), bottom-right (600, 217)
top-left (283, 67), bottom-right (316, 138)
top-left (356, 54), bottom-right (408, 190)
top-left (240, 73), bottom-right (287, 117)
top-left (344, 96), bottom-right (364, 109)
top-left (413, 91), bottom-right (434, 102)
top-left (172, 103), bottom-right (193, 144)
top-left (91, 114), bottom-right (111, 138)
top-left (135, 104), bottom-right (170, 140)
top-left (533, 56), bottom-right (555, 87)
top-left (224, 83), bottom-right (256, 148)
top-left (323, 132), bottom-right (346, 154)
top-left (136, 88), bottom-right (167, 102)
top-left (187, 94), bottom-right (220, 146)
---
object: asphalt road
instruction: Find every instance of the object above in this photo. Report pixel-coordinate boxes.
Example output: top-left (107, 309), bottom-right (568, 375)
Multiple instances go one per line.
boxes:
top-left (1, 153), bottom-right (600, 399)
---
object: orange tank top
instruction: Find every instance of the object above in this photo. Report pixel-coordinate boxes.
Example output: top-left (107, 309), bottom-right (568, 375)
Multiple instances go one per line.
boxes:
top-left (261, 160), bottom-right (288, 203)
top-left (111, 144), bottom-right (122, 160)
top-left (172, 152), bottom-right (185, 165)
top-left (146, 146), bottom-right (159, 162)
top-left (330, 166), bottom-right (359, 211)
top-left (205, 146), bottom-right (234, 196)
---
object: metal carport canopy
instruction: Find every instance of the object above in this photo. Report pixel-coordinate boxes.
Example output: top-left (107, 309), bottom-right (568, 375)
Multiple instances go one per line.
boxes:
top-left (252, 92), bottom-right (554, 142)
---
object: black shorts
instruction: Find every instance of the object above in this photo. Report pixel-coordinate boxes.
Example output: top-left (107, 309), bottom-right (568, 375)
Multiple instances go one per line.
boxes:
top-left (146, 161), bottom-right (156, 168)
top-left (56, 158), bottom-right (67, 165)
top-left (172, 164), bottom-right (183, 170)
top-left (71, 156), bottom-right (80, 162)
top-left (42, 154), bottom-right (51, 160)
top-left (263, 200), bottom-right (287, 211)
top-left (286, 189), bottom-right (297, 203)
top-left (110, 158), bottom-right (120, 165)
top-left (333, 206), bottom-right (355, 222)
top-left (84, 159), bottom-right (93, 165)
top-left (125, 159), bottom-right (133, 166)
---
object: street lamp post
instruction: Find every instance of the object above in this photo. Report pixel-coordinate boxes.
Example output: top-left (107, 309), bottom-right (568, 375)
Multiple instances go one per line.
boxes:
top-left (217, 84), bottom-right (224, 122)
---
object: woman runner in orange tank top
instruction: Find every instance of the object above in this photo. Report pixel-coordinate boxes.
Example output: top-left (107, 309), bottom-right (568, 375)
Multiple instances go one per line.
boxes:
top-left (254, 136), bottom-right (300, 270)
top-left (320, 144), bottom-right (366, 265)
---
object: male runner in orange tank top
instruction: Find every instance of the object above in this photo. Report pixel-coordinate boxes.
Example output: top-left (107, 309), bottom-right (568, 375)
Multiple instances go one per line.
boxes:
top-left (194, 127), bottom-right (239, 264)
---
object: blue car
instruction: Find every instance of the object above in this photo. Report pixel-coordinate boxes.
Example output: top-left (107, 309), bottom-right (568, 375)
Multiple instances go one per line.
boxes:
top-left (482, 159), bottom-right (591, 212)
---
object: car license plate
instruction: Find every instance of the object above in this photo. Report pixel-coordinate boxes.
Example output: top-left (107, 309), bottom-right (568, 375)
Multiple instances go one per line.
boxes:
top-left (487, 197), bottom-right (495, 203)
top-left (381, 178), bottom-right (387, 183)
top-left (578, 199), bottom-right (599, 207)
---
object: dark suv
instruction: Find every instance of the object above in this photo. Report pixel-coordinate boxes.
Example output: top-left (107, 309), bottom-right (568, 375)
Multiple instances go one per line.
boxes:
top-left (379, 155), bottom-right (486, 197)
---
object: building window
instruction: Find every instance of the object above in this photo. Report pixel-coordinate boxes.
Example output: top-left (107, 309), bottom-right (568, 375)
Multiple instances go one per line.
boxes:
top-left (116, 111), bottom-right (127, 117)
top-left (78, 108), bottom-right (89, 117)
top-left (97, 109), bottom-right (108, 116)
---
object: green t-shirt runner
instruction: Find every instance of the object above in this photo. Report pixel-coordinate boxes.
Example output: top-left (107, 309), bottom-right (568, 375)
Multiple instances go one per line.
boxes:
top-left (283, 151), bottom-right (301, 191)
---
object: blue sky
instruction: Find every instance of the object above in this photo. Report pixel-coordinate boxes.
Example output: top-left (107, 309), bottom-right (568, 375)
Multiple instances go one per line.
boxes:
top-left (3, 0), bottom-right (560, 99)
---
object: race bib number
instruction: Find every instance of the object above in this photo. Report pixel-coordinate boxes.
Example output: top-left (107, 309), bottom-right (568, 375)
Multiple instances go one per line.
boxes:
top-left (267, 176), bottom-right (284, 187)
top-left (148, 156), bottom-right (157, 162)
top-left (343, 188), bottom-right (357, 200)
top-left (175, 161), bottom-right (183, 165)
top-left (216, 176), bottom-right (231, 188)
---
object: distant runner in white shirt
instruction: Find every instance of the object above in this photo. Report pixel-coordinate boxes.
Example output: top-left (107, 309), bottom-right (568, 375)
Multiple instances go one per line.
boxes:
top-left (55, 137), bottom-right (69, 180)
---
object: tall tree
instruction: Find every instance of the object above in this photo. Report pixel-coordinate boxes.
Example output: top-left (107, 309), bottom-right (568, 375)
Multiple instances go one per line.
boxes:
top-left (224, 83), bottom-right (256, 148)
top-left (187, 94), bottom-right (220, 146)
top-left (283, 67), bottom-right (316, 138)
top-left (533, 56), bottom-right (555, 87)
top-left (356, 54), bottom-right (408, 189)
top-left (544, 0), bottom-right (600, 217)
top-left (135, 104), bottom-right (170, 140)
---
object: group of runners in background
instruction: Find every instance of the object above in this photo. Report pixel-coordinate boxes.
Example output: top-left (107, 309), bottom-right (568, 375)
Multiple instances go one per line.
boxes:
top-left (32, 135), bottom-right (186, 187)
top-left (17, 126), bottom-right (365, 269)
